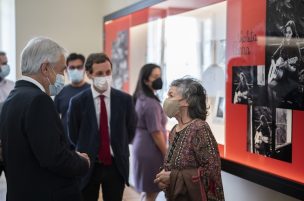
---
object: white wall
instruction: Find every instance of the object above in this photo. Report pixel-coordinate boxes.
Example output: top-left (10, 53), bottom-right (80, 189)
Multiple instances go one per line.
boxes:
top-left (100, 0), bottom-right (139, 15)
top-left (15, 0), bottom-right (105, 78)
top-left (129, 23), bottom-right (148, 94)
top-left (0, 0), bottom-right (16, 81)
top-left (222, 172), bottom-right (300, 201)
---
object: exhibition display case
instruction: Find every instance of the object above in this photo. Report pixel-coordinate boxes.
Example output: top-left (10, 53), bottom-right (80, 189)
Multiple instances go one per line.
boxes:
top-left (104, 0), bottom-right (304, 199)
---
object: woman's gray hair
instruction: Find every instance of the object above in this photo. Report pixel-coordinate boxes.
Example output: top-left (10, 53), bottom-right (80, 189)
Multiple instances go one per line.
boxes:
top-left (170, 77), bottom-right (208, 120)
top-left (21, 36), bottom-right (67, 75)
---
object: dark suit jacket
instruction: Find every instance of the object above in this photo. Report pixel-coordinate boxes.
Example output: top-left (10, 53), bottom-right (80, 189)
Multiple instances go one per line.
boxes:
top-left (0, 80), bottom-right (89, 201)
top-left (67, 87), bottom-right (137, 188)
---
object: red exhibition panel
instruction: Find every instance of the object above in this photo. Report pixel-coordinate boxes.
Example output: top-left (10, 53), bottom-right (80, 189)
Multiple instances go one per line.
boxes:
top-left (104, 8), bottom-right (165, 92)
top-left (226, 0), bottom-right (304, 184)
top-left (104, 0), bottom-right (304, 185)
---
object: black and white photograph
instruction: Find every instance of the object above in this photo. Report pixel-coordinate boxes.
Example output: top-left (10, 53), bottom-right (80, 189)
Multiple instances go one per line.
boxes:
top-left (271, 108), bottom-right (292, 162)
top-left (232, 66), bottom-right (255, 105)
top-left (111, 30), bottom-right (129, 90)
top-left (213, 96), bottom-right (225, 123)
top-left (266, 0), bottom-right (304, 110)
top-left (253, 65), bottom-right (270, 106)
top-left (248, 106), bottom-right (273, 157)
top-left (247, 105), bottom-right (292, 162)
top-left (216, 96), bottom-right (224, 118)
top-left (266, 0), bottom-right (304, 38)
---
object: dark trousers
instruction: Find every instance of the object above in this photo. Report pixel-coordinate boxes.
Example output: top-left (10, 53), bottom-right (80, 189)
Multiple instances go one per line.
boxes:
top-left (82, 161), bottom-right (125, 201)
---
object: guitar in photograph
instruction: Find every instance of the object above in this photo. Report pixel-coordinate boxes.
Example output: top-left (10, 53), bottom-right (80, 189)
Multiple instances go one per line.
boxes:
top-left (233, 90), bottom-right (248, 103)
top-left (268, 56), bottom-right (298, 87)
top-left (254, 130), bottom-right (269, 150)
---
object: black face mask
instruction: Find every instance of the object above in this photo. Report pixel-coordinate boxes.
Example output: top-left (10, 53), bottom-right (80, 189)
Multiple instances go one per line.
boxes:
top-left (151, 77), bottom-right (163, 90)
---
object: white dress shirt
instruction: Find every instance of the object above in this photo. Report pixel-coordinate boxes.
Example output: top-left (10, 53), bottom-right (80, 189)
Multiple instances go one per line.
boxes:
top-left (0, 79), bottom-right (14, 103)
top-left (91, 85), bottom-right (114, 156)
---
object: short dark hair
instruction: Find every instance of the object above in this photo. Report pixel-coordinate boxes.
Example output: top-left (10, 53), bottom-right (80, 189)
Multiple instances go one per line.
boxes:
top-left (133, 63), bottom-right (161, 104)
top-left (85, 53), bottom-right (112, 73)
top-left (0, 51), bottom-right (6, 56)
top-left (66, 53), bottom-right (85, 65)
top-left (170, 77), bottom-right (208, 120)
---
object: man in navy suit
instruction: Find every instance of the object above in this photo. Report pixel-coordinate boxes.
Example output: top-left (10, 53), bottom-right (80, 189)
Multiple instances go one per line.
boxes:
top-left (0, 37), bottom-right (90, 201)
top-left (68, 53), bottom-right (137, 201)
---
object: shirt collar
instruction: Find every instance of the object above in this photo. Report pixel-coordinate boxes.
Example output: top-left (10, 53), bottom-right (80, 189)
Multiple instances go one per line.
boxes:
top-left (20, 75), bottom-right (46, 93)
top-left (91, 84), bottom-right (111, 99)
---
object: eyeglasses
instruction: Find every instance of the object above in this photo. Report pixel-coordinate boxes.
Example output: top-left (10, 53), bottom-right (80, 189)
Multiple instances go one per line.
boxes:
top-left (68, 65), bottom-right (84, 70)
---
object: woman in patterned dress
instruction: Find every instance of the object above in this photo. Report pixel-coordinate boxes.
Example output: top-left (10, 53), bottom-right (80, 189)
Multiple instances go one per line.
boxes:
top-left (154, 77), bottom-right (225, 201)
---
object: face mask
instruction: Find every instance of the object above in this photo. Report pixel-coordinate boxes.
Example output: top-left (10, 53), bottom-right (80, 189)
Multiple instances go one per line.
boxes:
top-left (152, 77), bottom-right (163, 90)
top-left (163, 98), bottom-right (181, 118)
top-left (93, 75), bottom-right (112, 91)
top-left (68, 69), bottom-right (84, 83)
top-left (48, 67), bottom-right (65, 96)
top-left (0, 64), bottom-right (10, 78)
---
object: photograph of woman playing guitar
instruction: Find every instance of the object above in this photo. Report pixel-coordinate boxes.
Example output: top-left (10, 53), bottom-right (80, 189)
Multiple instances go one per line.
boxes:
top-left (234, 72), bottom-right (250, 104)
top-left (254, 114), bottom-right (272, 156)
top-left (267, 20), bottom-right (302, 109)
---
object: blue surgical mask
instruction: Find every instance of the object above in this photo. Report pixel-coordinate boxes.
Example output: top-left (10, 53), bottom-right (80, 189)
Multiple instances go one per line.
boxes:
top-left (47, 67), bottom-right (65, 96)
top-left (0, 64), bottom-right (10, 78)
top-left (68, 69), bottom-right (84, 83)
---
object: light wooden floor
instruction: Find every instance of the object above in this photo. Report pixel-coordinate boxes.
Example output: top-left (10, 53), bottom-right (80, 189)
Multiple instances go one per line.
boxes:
top-left (98, 186), bottom-right (140, 201)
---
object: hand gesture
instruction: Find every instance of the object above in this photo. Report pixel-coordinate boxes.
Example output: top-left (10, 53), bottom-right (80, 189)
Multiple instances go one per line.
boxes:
top-left (154, 169), bottom-right (171, 190)
top-left (76, 151), bottom-right (90, 168)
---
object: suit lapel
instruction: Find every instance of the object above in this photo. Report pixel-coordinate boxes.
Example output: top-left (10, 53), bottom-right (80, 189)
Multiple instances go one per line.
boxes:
top-left (110, 88), bottom-right (118, 132)
top-left (86, 90), bottom-right (99, 134)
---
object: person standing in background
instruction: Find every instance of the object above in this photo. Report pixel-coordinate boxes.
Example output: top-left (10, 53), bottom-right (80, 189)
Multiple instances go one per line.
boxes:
top-left (132, 63), bottom-right (167, 201)
top-left (0, 37), bottom-right (90, 201)
top-left (54, 53), bottom-right (90, 142)
top-left (0, 51), bottom-right (15, 111)
top-left (68, 53), bottom-right (137, 201)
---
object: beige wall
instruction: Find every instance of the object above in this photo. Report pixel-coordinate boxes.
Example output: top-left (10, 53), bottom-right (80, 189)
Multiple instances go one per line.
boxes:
top-left (15, 0), bottom-right (140, 78)
top-left (100, 0), bottom-right (140, 15)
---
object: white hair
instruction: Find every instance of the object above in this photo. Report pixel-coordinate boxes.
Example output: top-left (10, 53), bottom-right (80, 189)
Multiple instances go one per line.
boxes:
top-left (21, 36), bottom-right (67, 74)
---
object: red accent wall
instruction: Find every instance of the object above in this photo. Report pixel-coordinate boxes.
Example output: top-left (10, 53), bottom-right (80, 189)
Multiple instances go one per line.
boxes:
top-left (226, 0), bottom-right (304, 184)
top-left (104, 0), bottom-right (304, 185)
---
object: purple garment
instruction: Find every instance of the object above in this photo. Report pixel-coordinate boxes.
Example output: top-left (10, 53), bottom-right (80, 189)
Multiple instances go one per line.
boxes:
top-left (132, 95), bottom-right (167, 193)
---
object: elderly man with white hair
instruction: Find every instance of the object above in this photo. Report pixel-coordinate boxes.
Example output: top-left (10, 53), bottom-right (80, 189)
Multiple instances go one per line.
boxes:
top-left (0, 37), bottom-right (90, 201)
